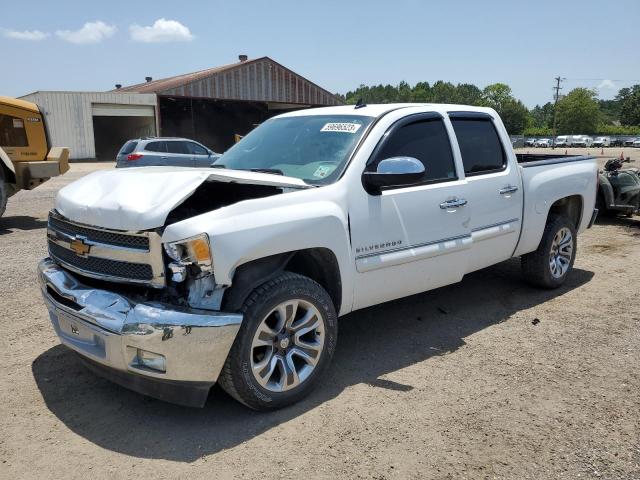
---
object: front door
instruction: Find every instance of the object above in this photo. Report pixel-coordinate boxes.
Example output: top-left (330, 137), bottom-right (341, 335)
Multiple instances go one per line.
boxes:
top-left (349, 113), bottom-right (472, 310)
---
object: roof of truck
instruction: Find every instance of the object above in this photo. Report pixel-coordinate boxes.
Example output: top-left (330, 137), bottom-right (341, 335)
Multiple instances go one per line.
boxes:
top-left (277, 103), bottom-right (496, 118)
top-left (0, 96), bottom-right (40, 114)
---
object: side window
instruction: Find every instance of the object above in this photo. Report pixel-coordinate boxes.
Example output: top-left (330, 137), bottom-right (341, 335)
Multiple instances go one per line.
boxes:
top-left (369, 118), bottom-right (456, 184)
top-left (145, 141), bottom-right (167, 153)
top-left (451, 118), bottom-right (506, 175)
top-left (166, 141), bottom-right (189, 154)
top-left (0, 113), bottom-right (28, 147)
top-left (188, 142), bottom-right (208, 155)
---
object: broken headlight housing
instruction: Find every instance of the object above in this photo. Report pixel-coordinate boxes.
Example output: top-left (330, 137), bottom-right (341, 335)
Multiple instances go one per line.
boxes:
top-left (163, 233), bottom-right (213, 282)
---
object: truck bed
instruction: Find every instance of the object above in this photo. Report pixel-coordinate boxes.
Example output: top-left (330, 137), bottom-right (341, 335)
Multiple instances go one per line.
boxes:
top-left (516, 153), bottom-right (594, 168)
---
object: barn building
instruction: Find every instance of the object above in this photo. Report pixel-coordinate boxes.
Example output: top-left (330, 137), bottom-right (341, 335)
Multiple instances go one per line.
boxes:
top-left (21, 56), bottom-right (342, 160)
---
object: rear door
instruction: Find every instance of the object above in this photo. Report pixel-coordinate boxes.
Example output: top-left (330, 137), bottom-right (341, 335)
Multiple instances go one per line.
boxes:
top-left (166, 141), bottom-right (194, 167)
top-left (448, 112), bottom-right (522, 273)
top-left (142, 140), bottom-right (168, 166)
top-left (350, 113), bottom-right (472, 310)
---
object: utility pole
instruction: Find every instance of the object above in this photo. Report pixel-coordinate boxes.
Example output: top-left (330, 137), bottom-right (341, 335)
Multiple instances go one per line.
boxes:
top-left (551, 76), bottom-right (565, 148)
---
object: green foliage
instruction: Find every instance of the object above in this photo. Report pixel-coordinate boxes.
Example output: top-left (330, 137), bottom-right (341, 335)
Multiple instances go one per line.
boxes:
top-left (481, 84), bottom-right (529, 134)
top-left (529, 102), bottom-right (555, 129)
top-left (342, 81), bottom-right (640, 135)
top-left (618, 85), bottom-right (640, 126)
top-left (596, 124), bottom-right (640, 135)
top-left (523, 126), bottom-right (554, 136)
top-left (555, 88), bottom-right (601, 134)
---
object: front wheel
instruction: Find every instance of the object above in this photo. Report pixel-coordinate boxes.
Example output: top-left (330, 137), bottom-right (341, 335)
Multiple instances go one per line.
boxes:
top-left (218, 272), bottom-right (337, 410)
top-left (521, 214), bottom-right (577, 289)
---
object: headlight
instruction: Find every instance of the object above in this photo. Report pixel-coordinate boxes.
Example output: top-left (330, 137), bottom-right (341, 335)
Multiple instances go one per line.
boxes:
top-left (163, 233), bottom-right (213, 272)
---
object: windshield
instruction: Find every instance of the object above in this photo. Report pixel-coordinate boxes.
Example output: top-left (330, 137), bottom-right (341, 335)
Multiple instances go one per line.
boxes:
top-left (213, 114), bottom-right (374, 184)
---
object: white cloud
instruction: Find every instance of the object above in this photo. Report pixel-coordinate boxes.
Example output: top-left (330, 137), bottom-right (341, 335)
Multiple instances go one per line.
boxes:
top-left (129, 18), bottom-right (194, 43)
top-left (56, 21), bottom-right (116, 44)
top-left (597, 79), bottom-right (616, 90)
top-left (2, 29), bottom-right (49, 41)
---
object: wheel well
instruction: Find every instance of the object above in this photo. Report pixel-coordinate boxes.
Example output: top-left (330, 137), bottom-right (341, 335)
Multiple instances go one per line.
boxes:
top-left (548, 195), bottom-right (583, 229)
top-left (221, 248), bottom-right (342, 313)
top-left (284, 248), bottom-right (342, 313)
top-left (0, 161), bottom-right (16, 185)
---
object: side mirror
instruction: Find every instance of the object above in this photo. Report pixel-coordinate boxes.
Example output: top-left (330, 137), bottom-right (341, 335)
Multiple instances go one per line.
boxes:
top-left (362, 157), bottom-right (425, 194)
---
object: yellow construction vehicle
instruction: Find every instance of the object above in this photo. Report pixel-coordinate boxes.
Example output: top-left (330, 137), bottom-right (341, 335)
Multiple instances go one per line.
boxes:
top-left (0, 96), bottom-right (70, 217)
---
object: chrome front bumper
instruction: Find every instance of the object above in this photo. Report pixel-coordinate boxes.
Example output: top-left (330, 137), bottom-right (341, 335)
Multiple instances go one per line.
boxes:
top-left (38, 258), bottom-right (242, 407)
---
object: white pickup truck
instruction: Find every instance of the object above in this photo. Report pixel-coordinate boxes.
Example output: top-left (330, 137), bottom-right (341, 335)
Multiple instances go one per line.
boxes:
top-left (38, 104), bottom-right (598, 410)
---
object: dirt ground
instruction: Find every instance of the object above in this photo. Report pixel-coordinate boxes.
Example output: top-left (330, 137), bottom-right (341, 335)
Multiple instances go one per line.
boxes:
top-left (1, 150), bottom-right (639, 479)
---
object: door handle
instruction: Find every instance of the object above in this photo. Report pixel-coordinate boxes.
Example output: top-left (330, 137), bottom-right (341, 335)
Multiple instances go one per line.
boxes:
top-left (439, 198), bottom-right (468, 209)
top-left (161, 156), bottom-right (168, 159)
top-left (499, 185), bottom-right (519, 195)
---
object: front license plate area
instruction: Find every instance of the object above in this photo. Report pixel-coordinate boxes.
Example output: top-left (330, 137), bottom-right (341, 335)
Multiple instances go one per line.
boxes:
top-left (57, 309), bottom-right (96, 344)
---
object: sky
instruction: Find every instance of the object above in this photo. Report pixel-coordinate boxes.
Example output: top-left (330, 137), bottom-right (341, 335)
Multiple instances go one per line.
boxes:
top-left (2, 0), bottom-right (639, 107)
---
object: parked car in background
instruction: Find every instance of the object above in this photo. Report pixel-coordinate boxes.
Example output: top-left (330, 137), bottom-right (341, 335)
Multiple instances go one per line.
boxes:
top-left (592, 137), bottom-right (611, 148)
top-left (534, 138), bottom-right (552, 148)
top-left (624, 137), bottom-right (638, 147)
top-left (525, 138), bottom-right (537, 147)
top-left (633, 139), bottom-right (640, 148)
top-left (555, 135), bottom-right (570, 147)
top-left (610, 137), bottom-right (623, 147)
top-left (571, 135), bottom-right (593, 148)
top-left (116, 137), bottom-right (219, 168)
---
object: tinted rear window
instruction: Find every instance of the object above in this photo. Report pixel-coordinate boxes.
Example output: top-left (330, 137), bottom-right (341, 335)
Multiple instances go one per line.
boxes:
top-left (145, 141), bottom-right (167, 153)
top-left (119, 141), bottom-right (137, 155)
top-left (166, 141), bottom-right (189, 154)
top-left (451, 118), bottom-right (506, 175)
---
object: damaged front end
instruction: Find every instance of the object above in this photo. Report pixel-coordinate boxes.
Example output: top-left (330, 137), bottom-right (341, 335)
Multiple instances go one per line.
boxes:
top-left (41, 168), bottom-right (311, 405)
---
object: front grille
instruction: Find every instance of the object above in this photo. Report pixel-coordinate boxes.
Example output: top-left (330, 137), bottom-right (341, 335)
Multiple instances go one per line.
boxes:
top-left (49, 214), bottom-right (149, 250)
top-left (49, 241), bottom-right (153, 281)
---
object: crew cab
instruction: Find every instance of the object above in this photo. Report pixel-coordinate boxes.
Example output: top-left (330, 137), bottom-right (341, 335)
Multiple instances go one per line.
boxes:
top-left (38, 104), bottom-right (598, 410)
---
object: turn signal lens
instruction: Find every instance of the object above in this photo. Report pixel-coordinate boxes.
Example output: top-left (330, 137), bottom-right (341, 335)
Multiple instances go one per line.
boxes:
top-left (190, 237), bottom-right (211, 262)
top-left (163, 234), bottom-right (213, 273)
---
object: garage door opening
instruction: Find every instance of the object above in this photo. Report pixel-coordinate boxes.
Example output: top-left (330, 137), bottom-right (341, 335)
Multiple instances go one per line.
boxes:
top-left (159, 97), bottom-right (304, 154)
top-left (92, 103), bottom-right (156, 161)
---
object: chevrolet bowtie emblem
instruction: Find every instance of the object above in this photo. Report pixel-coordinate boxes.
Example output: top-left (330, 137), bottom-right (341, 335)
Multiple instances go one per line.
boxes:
top-left (70, 237), bottom-right (91, 256)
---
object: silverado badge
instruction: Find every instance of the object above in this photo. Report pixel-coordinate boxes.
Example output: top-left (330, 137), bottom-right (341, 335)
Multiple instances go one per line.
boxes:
top-left (69, 237), bottom-right (91, 257)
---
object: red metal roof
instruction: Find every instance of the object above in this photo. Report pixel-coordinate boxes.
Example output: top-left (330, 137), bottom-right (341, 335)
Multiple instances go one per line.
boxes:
top-left (113, 56), bottom-right (342, 106)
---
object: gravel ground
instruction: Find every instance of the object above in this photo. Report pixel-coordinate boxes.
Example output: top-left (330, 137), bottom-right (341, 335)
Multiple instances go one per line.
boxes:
top-left (0, 152), bottom-right (639, 479)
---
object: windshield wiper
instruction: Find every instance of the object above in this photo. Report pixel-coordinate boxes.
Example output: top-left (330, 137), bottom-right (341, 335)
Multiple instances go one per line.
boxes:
top-left (210, 164), bottom-right (226, 169)
top-left (244, 168), bottom-right (284, 176)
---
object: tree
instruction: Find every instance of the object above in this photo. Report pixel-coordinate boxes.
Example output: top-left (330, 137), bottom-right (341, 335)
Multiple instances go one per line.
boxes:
top-left (618, 84), bottom-right (640, 126)
top-left (530, 102), bottom-right (555, 129)
top-left (555, 88), bottom-right (601, 134)
top-left (431, 81), bottom-right (458, 103)
top-left (481, 83), bottom-right (529, 134)
top-left (455, 83), bottom-right (483, 105)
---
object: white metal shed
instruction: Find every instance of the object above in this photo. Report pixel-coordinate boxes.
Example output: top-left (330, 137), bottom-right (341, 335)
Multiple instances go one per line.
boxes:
top-left (19, 91), bottom-right (158, 160)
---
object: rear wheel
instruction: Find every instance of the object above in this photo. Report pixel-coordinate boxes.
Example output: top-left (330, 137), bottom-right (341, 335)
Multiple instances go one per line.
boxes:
top-left (218, 272), bottom-right (337, 410)
top-left (521, 215), bottom-right (577, 289)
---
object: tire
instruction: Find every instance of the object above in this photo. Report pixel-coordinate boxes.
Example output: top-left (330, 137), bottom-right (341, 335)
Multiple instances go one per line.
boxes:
top-left (218, 272), bottom-right (338, 410)
top-left (521, 214), bottom-right (577, 289)
top-left (0, 169), bottom-right (8, 219)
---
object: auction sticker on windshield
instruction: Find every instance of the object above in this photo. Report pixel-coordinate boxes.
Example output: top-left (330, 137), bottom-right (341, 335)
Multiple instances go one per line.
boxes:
top-left (320, 123), bottom-right (362, 133)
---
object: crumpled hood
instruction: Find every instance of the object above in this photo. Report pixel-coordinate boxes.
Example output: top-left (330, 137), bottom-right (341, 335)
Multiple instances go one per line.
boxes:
top-left (55, 166), bottom-right (309, 231)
